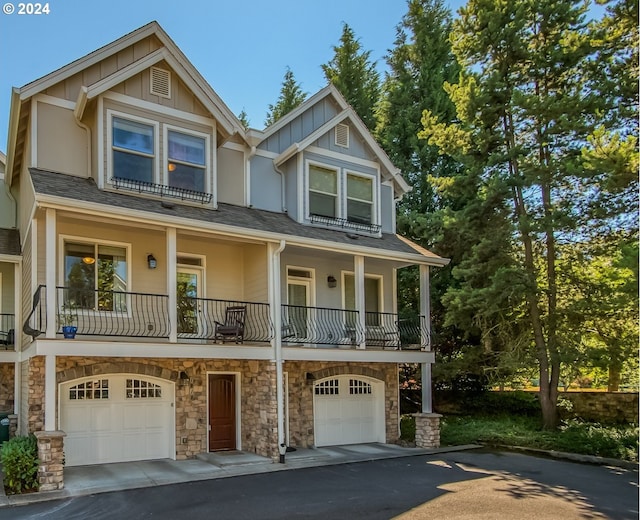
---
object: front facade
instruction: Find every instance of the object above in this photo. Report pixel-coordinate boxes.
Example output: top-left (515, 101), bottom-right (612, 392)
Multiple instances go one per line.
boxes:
top-left (1, 22), bottom-right (447, 468)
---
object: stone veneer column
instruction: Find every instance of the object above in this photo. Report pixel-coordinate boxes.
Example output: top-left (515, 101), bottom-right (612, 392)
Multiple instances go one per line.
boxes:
top-left (8, 414), bottom-right (17, 439)
top-left (34, 431), bottom-right (66, 491)
top-left (414, 412), bottom-right (442, 448)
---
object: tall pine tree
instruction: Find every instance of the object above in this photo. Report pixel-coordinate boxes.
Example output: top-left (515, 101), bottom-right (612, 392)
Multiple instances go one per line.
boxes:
top-left (321, 23), bottom-right (381, 131)
top-left (265, 68), bottom-right (308, 127)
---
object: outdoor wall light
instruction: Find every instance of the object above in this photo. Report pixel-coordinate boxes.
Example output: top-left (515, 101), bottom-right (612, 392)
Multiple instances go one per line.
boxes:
top-left (178, 370), bottom-right (191, 386)
top-left (327, 275), bottom-right (337, 288)
top-left (305, 372), bottom-right (316, 385)
top-left (147, 254), bottom-right (157, 269)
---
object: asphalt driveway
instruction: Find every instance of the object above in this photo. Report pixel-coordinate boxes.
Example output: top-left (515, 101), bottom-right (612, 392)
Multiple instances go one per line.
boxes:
top-left (0, 449), bottom-right (637, 519)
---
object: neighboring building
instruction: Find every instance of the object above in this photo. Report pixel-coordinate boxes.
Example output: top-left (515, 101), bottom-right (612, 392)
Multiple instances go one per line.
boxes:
top-left (1, 22), bottom-right (447, 468)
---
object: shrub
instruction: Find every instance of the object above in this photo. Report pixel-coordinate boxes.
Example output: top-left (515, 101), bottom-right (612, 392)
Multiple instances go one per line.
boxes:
top-left (463, 391), bottom-right (541, 416)
top-left (1, 435), bottom-right (39, 494)
top-left (400, 415), bottom-right (416, 441)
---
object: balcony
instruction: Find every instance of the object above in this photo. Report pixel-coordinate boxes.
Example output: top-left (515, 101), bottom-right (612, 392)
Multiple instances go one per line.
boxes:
top-left (23, 286), bottom-right (273, 344)
top-left (0, 314), bottom-right (15, 350)
top-left (281, 305), bottom-right (430, 350)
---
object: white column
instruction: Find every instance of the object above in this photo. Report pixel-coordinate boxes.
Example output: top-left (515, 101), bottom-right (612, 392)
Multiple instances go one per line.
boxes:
top-left (420, 264), bottom-right (432, 413)
top-left (269, 241), bottom-right (286, 454)
top-left (166, 227), bottom-right (177, 343)
top-left (45, 208), bottom-right (57, 338)
top-left (354, 255), bottom-right (366, 349)
top-left (44, 354), bottom-right (56, 430)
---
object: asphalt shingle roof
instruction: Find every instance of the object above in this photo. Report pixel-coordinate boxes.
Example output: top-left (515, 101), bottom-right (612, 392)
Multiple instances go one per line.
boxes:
top-left (30, 168), bottom-right (441, 261)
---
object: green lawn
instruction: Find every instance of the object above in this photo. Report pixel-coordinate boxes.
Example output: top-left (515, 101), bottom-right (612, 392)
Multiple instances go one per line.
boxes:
top-left (401, 415), bottom-right (639, 462)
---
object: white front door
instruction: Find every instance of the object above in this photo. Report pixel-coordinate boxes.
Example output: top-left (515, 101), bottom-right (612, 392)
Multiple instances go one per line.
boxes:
top-left (313, 375), bottom-right (385, 447)
top-left (60, 374), bottom-right (174, 466)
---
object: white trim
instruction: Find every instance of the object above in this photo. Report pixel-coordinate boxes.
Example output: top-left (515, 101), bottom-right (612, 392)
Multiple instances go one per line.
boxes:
top-left (253, 149), bottom-right (279, 160)
top-left (97, 97), bottom-right (105, 189)
top-left (167, 227), bottom-right (177, 343)
top-left (30, 97), bottom-right (38, 167)
top-left (34, 93), bottom-right (76, 110)
top-left (102, 91), bottom-right (217, 128)
top-left (222, 141), bottom-right (247, 152)
top-left (306, 145), bottom-right (381, 171)
top-left (45, 209), bottom-right (56, 338)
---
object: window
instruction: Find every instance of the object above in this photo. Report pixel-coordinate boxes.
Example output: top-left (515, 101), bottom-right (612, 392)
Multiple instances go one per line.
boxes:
top-left (309, 165), bottom-right (338, 218)
top-left (343, 274), bottom-right (381, 325)
top-left (347, 174), bottom-right (373, 224)
top-left (167, 130), bottom-right (206, 192)
top-left (315, 379), bottom-right (339, 395)
top-left (112, 117), bottom-right (155, 183)
top-left (69, 379), bottom-right (109, 400)
top-left (64, 242), bottom-right (128, 311)
top-left (349, 379), bottom-right (372, 395)
top-left (126, 379), bottom-right (162, 399)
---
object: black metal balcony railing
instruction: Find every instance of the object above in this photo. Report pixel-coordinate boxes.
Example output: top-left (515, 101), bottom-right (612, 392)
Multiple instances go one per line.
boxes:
top-left (0, 313), bottom-right (15, 349)
top-left (281, 305), bottom-right (364, 346)
top-left (58, 287), bottom-right (170, 338)
top-left (309, 214), bottom-right (382, 234)
top-left (23, 284), bottom-right (46, 338)
top-left (111, 176), bottom-right (213, 205)
top-left (177, 297), bottom-right (273, 343)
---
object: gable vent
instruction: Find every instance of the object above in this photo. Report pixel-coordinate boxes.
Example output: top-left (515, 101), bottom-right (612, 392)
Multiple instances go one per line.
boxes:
top-left (150, 67), bottom-right (171, 99)
top-left (335, 123), bottom-right (350, 148)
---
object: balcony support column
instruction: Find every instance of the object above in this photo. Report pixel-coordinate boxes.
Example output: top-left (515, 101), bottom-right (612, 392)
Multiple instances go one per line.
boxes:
top-left (420, 264), bottom-right (432, 413)
top-left (354, 255), bottom-right (366, 349)
top-left (45, 208), bottom-right (57, 338)
top-left (166, 227), bottom-right (177, 343)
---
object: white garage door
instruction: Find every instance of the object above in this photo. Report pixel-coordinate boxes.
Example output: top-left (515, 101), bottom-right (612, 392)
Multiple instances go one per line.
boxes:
top-left (60, 374), bottom-right (174, 466)
top-left (313, 375), bottom-right (385, 447)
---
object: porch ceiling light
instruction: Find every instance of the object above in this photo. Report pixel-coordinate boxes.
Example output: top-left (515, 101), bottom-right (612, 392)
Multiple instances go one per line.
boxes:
top-left (147, 254), bottom-right (157, 269)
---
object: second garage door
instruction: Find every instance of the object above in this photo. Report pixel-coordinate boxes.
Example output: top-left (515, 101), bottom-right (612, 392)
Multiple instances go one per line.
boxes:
top-left (313, 375), bottom-right (385, 447)
top-left (60, 374), bottom-right (174, 466)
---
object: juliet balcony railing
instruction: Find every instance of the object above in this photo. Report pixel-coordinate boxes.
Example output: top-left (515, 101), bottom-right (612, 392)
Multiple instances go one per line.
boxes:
top-left (0, 313), bottom-right (15, 349)
top-left (111, 177), bottom-right (213, 205)
top-left (177, 297), bottom-right (273, 343)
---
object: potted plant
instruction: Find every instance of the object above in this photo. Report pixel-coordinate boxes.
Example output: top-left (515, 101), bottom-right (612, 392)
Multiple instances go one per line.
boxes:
top-left (58, 305), bottom-right (78, 339)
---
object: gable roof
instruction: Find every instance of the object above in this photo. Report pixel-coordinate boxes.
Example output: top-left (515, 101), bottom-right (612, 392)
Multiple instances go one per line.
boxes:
top-left (5, 21), bottom-right (245, 183)
top-left (256, 84), bottom-right (410, 196)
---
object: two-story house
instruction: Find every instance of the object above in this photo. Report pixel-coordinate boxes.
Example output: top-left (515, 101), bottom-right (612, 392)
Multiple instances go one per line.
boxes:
top-left (1, 22), bottom-right (447, 469)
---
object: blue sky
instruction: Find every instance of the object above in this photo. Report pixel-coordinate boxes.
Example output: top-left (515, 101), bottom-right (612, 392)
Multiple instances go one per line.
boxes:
top-left (0, 0), bottom-right (467, 149)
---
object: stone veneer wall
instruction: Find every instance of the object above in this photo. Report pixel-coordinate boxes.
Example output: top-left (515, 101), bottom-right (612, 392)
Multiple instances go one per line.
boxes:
top-left (25, 356), bottom-right (278, 460)
top-left (559, 391), bottom-right (639, 424)
top-left (0, 362), bottom-right (14, 411)
top-left (284, 361), bottom-right (399, 448)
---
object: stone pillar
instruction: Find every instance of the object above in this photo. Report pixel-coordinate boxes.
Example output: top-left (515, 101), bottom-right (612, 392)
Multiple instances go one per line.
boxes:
top-left (414, 412), bottom-right (442, 448)
top-left (8, 414), bottom-right (17, 439)
top-left (34, 431), bottom-right (66, 492)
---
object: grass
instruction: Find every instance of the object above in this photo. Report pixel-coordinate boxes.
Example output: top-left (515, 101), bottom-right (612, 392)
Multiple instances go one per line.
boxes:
top-left (402, 415), bottom-right (639, 462)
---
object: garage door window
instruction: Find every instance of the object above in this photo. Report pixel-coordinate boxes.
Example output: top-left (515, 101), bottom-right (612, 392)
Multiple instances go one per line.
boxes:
top-left (126, 378), bottom-right (162, 398)
top-left (68, 379), bottom-right (109, 400)
top-left (349, 379), bottom-right (372, 394)
top-left (314, 379), bottom-right (339, 395)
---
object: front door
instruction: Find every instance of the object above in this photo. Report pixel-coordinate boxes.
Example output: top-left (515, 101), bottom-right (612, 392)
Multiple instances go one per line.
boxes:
top-left (287, 281), bottom-right (310, 339)
top-left (208, 374), bottom-right (236, 451)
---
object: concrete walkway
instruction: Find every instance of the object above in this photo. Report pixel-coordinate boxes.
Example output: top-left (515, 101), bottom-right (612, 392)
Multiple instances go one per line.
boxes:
top-left (0, 443), bottom-right (481, 508)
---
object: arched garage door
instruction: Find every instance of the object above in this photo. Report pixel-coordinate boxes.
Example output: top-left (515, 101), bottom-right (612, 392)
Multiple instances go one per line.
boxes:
top-left (313, 375), bottom-right (385, 447)
top-left (60, 374), bottom-right (174, 466)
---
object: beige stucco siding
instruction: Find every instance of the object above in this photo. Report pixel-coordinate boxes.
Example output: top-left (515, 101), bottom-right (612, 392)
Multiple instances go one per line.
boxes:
top-left (36, 102), bottom-right (88, 177)
top-left (217, 146), bottom-right (245, 206)
top-left (242, 245), bottom-right (268, 303)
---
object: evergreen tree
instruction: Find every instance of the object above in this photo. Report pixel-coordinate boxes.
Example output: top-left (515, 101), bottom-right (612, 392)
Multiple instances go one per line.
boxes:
top-left (322, 23), bottom-right (381, 130)
top-left (265, 68), bottom-right (308, 127)
top-left (420, 0), bottom-right (619, 428)
top-left (237, 109), bottom-right (250, 130)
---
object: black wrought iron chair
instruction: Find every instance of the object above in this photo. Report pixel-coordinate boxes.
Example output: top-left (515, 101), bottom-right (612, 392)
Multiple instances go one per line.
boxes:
top-left (0, 329), bottom-right (14, 349)
top-left (214, 306), bottom-right (246, 344)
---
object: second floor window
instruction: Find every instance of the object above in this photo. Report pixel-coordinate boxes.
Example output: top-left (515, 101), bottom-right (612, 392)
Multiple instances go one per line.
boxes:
top-left (309, 165), bottom-right (338, 218)
top-left (112, 117), bottom-right (154, 183)
top-left (347, 174), bottom-right (373, 224)
top-left (64, 242), bottom-right (128, 311)
top-left (167, 131), bottom-right (206, 192)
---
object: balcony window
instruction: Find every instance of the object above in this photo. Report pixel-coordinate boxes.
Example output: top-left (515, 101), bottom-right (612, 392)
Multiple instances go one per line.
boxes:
top-left (112, 117), bottom-right (154, 183)
top-left (167, 130), bottom-right (206, 192)
top-left (347, 174), bottom-right (373, 224)
top-left (64, 242), bottom-right (128, 311)
top-left (309, 165), bottom-right (338, 218)
top-left (343, 274), bottom-right (381, 325)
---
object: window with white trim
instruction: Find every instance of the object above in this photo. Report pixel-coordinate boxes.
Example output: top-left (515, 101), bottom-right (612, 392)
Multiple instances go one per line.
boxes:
top-left (112, 117), bottom-right (155, 183)
top-left (309, 164), bottom-right (338, 218)
top-left (64, 241), bottom-right (128, 311)
top-left (167, 130), bottom-right (206, 192)
top-left (343, 273), bottom-right (382, 325)
top-left (347, 174), bottom-right (373, 224)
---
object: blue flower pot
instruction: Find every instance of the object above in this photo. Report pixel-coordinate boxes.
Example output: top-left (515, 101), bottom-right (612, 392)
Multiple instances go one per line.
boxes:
top-left (62, 326), bottom-right (77, 339)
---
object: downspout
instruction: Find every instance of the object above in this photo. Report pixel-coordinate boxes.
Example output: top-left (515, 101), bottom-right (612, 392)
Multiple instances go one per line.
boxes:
top-left (73, 86), bottom-right (92, 181)
top-left (273, 162), bottom-right (288, 213)
top-left (270, 240), bottom-right (287, 461)
top-left (246, 146), bottom-right (256, 207)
